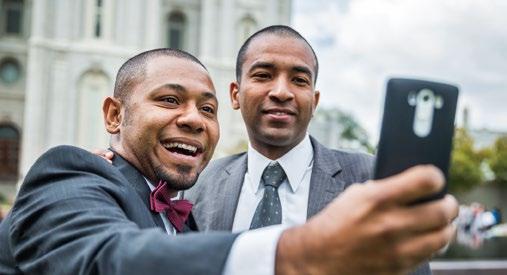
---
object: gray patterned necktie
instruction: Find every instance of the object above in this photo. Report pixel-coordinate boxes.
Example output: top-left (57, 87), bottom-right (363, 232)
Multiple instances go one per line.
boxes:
top-left (250, 161), bottom-right (286, 229)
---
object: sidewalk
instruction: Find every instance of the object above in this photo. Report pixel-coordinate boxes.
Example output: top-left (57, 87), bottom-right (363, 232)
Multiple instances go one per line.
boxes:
top-left (431, 260), bottom-right (507, 275)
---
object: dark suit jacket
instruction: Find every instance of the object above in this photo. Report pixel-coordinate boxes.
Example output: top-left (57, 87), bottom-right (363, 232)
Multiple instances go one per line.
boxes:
top-left (186, 136), bottom-right (431, 275)
top-left (0, 145), bottom-right (238, 275)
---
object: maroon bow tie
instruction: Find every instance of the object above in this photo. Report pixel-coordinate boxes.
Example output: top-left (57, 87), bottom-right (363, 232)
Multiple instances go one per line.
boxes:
top-left (149, 180), bottom-right (193, 232)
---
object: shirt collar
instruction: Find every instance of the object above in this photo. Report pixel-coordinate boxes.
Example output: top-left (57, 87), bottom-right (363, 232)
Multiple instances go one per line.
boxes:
top-left (247, 134), bottom-right (314, 193)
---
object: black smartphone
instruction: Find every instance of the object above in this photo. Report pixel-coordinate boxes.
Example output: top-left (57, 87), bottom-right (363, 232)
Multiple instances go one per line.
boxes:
top-left (374, 78), bottom-right (459, 202)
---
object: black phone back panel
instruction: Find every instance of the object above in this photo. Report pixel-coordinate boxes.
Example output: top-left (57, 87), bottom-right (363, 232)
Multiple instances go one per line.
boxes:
top-left (374, 78), bottom-right (459, 200)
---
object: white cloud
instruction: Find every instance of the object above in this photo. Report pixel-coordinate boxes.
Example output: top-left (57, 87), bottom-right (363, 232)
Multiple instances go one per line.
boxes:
top-left (294, 0), bottom-right (507, 141)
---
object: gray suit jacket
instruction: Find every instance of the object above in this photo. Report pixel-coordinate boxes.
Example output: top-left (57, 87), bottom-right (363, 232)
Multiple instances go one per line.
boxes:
top-left (186, 136), bottom-right (374, 230)
top-left (186, 136), bottom-right (431, 275)
top-left (0, 145), bottom-right (238, 275)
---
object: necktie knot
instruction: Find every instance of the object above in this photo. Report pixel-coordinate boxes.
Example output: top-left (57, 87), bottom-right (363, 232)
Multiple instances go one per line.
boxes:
top-left (262, 161), bottom-right (286, 188)
top-left (149, 180), bottom-right (192, 233)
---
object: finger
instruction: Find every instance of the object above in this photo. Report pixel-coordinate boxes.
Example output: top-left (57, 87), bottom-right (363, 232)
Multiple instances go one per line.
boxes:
top-left (92, 148), bottom-right (114, 163)
top-left (92, 148), bottom-right (110, 156)
top-left (104, 151), bottom-right (114, 160)
top-left (102, 151), bottom-right (113, 163)
top-left (395, 223), bottom-right (456, 268)
top-left (371, 165), bottom-right (445, 205)
top-left (383, 194), bottom-right (459, 236)
top-left (99, 155), bottom-right (112, 164)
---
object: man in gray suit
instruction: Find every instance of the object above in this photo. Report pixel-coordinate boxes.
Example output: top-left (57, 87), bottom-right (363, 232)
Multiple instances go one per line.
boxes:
top-left (185, 25), bottom-right (433, 274)
top-left (186, 25), bottom-right (369, 229)
top-left (0, 48), bottom-right (458, 275)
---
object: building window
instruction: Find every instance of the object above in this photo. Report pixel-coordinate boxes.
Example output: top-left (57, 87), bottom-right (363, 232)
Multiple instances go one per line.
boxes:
top-left (0, 124), bottom-right (20, 181)
top-left (167, 11), bottom-right (186, 49)
top-left (238, 15), bottom-right (257, 46)
top-left (1, 0), bottom-right (24, 36)
top-left (85, 0), bottom-right (114, 40)
top-left (94, 0), bottom-right (103, 38)
top-left (0, 58), bottom-right (21, 85)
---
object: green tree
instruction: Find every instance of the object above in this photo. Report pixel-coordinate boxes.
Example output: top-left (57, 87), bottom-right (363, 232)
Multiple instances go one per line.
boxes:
top-left (490, 135), bottom-right (507, 185)
top-left (311, 107), bottom-right (373, 153)
top-left (336, 113), bottom-right (374, 153)
top-left (0, 192), bottom-right (7, 204)
top-left (225, 139), bottom-right (249, 155)
top-left (448, 128), bottom-right (483, 192)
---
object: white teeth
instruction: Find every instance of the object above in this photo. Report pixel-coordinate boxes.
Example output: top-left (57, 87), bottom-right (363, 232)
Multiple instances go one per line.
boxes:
top-left (267, 110), bottom-right (289, 115)
top-left (163, 142), bottom-right (198, 153)
top-left (272, 111), bottom-right (287, 115)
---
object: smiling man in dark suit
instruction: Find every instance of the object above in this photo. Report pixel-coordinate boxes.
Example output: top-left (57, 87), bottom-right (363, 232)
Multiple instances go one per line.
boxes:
top-left (0, 49), bottom-right (237, 274)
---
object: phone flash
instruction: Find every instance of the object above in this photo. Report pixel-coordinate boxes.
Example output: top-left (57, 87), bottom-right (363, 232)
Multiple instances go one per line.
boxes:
top-left (413, 89), bottom-right (437, 138)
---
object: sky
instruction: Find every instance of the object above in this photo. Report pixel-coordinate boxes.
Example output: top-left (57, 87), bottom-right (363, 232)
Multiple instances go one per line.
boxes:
top-left (293, 0), bottom-right (507, 142)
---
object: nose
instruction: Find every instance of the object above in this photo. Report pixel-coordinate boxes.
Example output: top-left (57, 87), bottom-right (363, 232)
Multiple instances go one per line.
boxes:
top-left (176, 105), bottom-right (205, 134)
top-left (269, 77), bottom-right (294, 103)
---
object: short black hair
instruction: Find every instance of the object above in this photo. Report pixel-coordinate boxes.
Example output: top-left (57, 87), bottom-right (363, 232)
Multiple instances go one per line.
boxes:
top-left (113, 48), bottom-right (207, 102)
top-left (235, 25), bottom-right (319, 84)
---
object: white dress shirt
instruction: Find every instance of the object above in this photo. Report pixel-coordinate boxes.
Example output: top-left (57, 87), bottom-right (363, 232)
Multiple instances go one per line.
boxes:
top-left (232, 134), bottom-right (314, 232)
top-left (145, 178), bottom-right (285, 275)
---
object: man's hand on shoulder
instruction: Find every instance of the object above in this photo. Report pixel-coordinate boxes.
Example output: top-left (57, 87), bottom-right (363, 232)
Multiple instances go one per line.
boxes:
top-left (275, 165), bottom-right (458, 275)
top-left (92, 148), bottom-right (114, 164)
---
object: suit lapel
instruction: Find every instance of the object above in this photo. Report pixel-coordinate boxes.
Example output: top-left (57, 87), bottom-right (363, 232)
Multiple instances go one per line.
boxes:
top-left (112, 152), bottom-right (166, 230)
top-left (307, 137), bottom-right (344, 218)
top-left (210, 154), bottom-right (247, 231)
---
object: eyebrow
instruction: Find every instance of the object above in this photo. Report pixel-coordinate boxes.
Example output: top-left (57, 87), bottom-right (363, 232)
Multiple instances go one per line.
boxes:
top-left (156, 83), bottom-right (217, 102)
top-left (248, 62), bottom-right (275, 73)
top-left (200, 91), bottom-right (218, 102)
top-left (248, 61), bottom-right (313, 80)
top-left (162, 83), bottom-right (186, 93)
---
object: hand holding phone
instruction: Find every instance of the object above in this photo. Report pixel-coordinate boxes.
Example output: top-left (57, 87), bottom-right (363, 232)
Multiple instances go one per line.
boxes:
top-left (374, 78), bottom-right (459, 202)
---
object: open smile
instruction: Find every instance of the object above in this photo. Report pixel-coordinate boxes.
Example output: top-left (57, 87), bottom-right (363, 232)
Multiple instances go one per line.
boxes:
top-left (262, 107), bottom-right (296, 116)
top-left (160, 139), bottom-right (204, 158)
top-left (262, 107), bottom-right (297, 121)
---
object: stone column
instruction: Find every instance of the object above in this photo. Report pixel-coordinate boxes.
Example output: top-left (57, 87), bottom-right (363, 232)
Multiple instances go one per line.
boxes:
top-left (144, 0), bottom-right (161, 48)
top-left (266, 0), bottom-right (277, 26)
top-left (19, 0), bottom-right (48, 186)
top-left (46, 55), bottom-right (70, 147)
top-left (219, 0), bottom-right (235, 63)
top-left (199, 0), bottom-right (217, 61)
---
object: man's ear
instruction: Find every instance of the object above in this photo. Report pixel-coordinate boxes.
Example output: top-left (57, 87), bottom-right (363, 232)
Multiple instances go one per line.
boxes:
top-left (103, 97), bottom-right (122, 134)
top-left (230, 82), bottom-right (240, 110)
top-left (312, 90), bottom-right (320, 115)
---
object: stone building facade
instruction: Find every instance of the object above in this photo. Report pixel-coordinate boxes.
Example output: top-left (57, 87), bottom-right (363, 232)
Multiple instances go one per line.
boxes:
top-left (0, 0), bottom-right (291, 198)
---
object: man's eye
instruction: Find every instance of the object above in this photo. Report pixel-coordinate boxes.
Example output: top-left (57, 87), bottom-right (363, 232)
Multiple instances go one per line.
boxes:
top-left (253, 73), bottom-right (270, 79)
top-left (162, 97), bottom-right (178, 104)
top-left (202, 106), bottom-right (215, 114)
top-left (294, 77), bottom-right (310, 85)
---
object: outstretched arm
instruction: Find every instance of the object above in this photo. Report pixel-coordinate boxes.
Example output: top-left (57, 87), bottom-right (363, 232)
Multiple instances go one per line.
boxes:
top-left (276, 165), bottom-right (458, 275)
top-left (92, 149), bottom-right (456, 275)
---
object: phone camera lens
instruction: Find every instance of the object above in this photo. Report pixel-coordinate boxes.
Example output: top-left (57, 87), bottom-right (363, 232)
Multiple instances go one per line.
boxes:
top-left (423, 95), bottom-right (430, 101)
